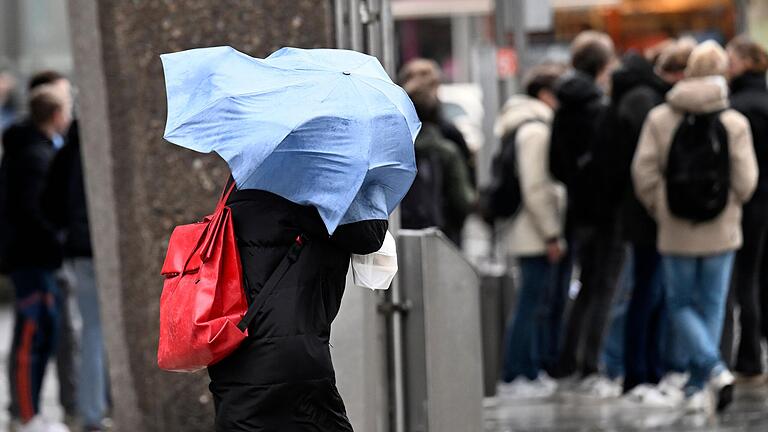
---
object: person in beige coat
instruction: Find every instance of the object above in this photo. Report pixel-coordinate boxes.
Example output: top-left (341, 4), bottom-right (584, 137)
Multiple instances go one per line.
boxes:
top-left (496, 64), bottom-right (568, 399)
top-left (632, 41), bottom-right (758, 413)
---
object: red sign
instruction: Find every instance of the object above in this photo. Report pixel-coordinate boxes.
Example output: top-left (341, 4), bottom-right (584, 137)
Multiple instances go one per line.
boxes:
top-left (497, 48), bottom-right (518, 78)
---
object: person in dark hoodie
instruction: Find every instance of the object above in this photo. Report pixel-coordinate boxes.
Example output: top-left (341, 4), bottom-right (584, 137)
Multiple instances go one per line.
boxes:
top-left (720, 36), bottom-right (768, 383)
top-left (595, 39), bottom-right (695, 400)
top-left (549, 30), bottom-right (623, 396)
top-left (0, 84), bottom-right (72, 432)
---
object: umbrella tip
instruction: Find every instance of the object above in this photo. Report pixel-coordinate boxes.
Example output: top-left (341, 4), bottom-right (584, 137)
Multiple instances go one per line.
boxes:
top-left (343, 71), bottom-right (351, 76)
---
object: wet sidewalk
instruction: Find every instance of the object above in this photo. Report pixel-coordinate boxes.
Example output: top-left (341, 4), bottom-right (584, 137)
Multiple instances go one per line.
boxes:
top-left (485, 386), bottom-right (768, 431)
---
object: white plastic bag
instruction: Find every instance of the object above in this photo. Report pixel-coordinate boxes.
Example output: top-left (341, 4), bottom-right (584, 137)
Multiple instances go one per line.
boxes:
top-left (351, 231), bottom-right (398, 290)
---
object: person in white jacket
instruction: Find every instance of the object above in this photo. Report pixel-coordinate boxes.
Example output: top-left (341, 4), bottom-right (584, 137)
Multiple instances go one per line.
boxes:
top-left (496, 64), bottom-right (568, 398)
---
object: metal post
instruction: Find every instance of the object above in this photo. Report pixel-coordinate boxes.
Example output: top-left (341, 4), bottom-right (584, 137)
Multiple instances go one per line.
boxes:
top-left (335, 0), bottom-right (348, 49)
top-left (365, 0), bottom-right (382, 59)
top-left (379, 2), bottom-right (406, 430)
top-left (380, 0), bottom-right (396, 76)
top-left (349, 0), bottom-right (364, 52)
top-left (510, 0), bottom-right (528, 80)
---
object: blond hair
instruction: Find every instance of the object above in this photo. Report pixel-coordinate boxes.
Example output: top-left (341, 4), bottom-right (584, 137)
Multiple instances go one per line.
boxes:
top-left (656, 37), bottom-right (696, 73)
top-left (685, 40), bottom-right (729, 78)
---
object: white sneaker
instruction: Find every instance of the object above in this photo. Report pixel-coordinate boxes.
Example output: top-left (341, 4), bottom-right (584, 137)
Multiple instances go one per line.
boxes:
top-left (11, 417), bottom-right (71, 432)
top-left (658, 372), bottom-right (689, 393)
top-left (575, 374), bottom-right (622, 399)
top-left (622, 384), bottom-right (684, 408)
top-left (497, 376), bottom-right (556, 400)
top-left (684, 389), bottom-right (714, 414)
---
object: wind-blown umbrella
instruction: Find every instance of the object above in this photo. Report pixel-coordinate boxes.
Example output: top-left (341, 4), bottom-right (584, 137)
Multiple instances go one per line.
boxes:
top-left (161, 46), bottom-right (420, 233)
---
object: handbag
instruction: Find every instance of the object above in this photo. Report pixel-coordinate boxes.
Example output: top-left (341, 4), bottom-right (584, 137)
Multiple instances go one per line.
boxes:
top-left (157, 179), bottom-right (306, 372)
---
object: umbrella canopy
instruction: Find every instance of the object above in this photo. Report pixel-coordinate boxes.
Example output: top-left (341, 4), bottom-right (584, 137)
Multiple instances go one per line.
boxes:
top-left (161, 46), bottom-right (420, 233)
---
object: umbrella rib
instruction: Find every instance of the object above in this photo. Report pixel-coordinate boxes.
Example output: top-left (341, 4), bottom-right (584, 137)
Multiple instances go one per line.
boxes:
top-left (356, 78), bottom-right (414, 132)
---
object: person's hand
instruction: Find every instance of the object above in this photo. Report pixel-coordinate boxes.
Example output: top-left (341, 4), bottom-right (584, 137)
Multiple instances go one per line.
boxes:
top-left (546, 239), bottom-right (563, 263)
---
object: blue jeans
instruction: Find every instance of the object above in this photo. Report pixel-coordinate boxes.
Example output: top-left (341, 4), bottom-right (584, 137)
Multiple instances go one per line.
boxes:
top-left (662, 252), bottom-right (735, 390)
top-left (63, 258), bottom-right (108, 428)
top-left (602, 246), bottom-right (633, 380)
top-left (8, 268), bottom-right (61, 421)
top-left (503, 256), bottom-right (556, 381)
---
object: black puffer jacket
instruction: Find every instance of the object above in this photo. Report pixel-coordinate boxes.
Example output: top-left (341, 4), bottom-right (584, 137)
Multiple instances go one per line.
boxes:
top-left (549, 70), bottom-right (605, 230)
top-left (595, 53), bottom-right (671, 244)
top-left (731, 72), bottom-right (768, 205)
top-left (208, 189), bottom-right (387, 432)
top-left (0, 121), bottom-right (61, 272)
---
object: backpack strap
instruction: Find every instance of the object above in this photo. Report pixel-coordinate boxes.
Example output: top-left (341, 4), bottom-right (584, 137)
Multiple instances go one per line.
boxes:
top-left (237, 234), bottom-right (308, 332)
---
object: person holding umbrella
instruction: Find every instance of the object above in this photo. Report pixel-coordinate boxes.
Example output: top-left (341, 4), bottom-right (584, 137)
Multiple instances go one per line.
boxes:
top-left (161, 46), bottom-right (420, 431)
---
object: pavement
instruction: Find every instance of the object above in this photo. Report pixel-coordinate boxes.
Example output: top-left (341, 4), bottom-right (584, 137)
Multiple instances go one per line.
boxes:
top-left (484, 385), bottom-right (768, 432)
top-left (0, 305), bottom-right (64, 430)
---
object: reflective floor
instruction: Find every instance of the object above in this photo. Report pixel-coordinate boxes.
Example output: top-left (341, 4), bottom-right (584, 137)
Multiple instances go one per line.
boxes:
top-left (485, 386), bottom-right (768, 432)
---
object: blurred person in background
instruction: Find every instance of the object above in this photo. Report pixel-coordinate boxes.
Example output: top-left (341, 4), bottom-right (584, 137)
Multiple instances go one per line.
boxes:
top-left (495, 63), bottom-right (568, 399)
top-left (549, 30), bottom-right (623, 397)
top-left (42, 120), bottom-right (109, 431)
top-left (0, 84), bottom-right (72, 432)
top-left (399, 59), bottom-right (475, 244)
top-left (633, 41), bottom-right (757, 414)
top-left (0, 69), bottom-right (19, 132)
top-left (595, 39), bottom-right (695, 403)
top-left (720, 36), bottom-right (768, 384)
top-left (400, 79), bottom-right (475, 243)
top-left (8, 71), bottom-right (81, 428)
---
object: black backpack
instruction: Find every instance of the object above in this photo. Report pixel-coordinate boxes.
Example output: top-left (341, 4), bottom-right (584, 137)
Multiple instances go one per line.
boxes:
top-left (480, 120), bottom-right (542, 222)
top-left (401, 150), bottom-right (445, 230)
top-left (665, 111), bottom-right (730, 222)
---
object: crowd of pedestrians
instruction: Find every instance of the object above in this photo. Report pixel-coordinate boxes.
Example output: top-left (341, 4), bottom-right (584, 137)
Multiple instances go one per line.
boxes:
top-left (0, 71), bottom-right (109, 432)
top-left (490, 32), bottom-right (768, 415)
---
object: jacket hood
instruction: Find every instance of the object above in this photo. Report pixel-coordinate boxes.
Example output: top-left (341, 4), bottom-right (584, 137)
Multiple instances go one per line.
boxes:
top-left (494, 95), bottom-right (553, 137)
top-left (666, 76), bottom-right (730, 113)
top-left (555, 70), bottom-right (602, 107)
top-left (611, 52), bottom-right (671, 104)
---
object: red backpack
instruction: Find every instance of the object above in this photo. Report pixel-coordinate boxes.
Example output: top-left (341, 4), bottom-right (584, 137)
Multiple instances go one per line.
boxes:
top-left (157, 180), bottom-right (305, 372)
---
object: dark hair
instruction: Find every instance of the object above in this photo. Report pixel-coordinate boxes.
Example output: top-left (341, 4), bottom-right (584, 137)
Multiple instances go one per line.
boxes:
top-left (524, 63), bottom-right (567, 98)
top-left (727, 35), bottom-right (768, 74)
top-left (28, 70), bottom-right (66, 91)
top-left (29, 87), bottom-right (65, 126)
top-left (571, 31), bottom-right (615, 77)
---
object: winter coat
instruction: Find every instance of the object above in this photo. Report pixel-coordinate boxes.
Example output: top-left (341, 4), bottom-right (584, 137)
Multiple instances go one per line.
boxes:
top-left (42, 121), bottom-right (92, 258)
top-left (495, 95), bottom-right (566, 256)
top-left (632, 76), bottom-right (758, 255)
top-left (401, 123), bottom-right (475, 243)
top-left (208, 189), bottom-right (386, 431)
top-left (730, 72), bottom-right (768, 205)
top-left (596, 53), bottom-right (671, 246)
top-left (0, 120), bottom-right (62, 272)
top-left (549, 70), bottom-right (606, 230)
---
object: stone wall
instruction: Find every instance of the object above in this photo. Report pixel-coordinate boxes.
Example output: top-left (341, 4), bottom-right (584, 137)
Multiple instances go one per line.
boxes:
top-left (67, 1), bottom-right (334, 430)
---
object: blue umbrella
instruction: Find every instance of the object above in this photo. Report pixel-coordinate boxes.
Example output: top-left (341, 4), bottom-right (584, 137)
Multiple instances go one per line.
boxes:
top-left (161, 46), bottom-right (420, 233)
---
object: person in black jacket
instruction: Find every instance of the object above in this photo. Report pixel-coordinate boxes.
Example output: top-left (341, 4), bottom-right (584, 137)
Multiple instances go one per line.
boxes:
top-left (720, 36), bottom-right (768, 381)
top-left (549, 32), bottom-right (624, 394)
top-left (207, 189), bottom-right (386, 431)
top-left (0, 84), bottom-right (72, 431)
top-left (595, 40), bottom-right (694, 395)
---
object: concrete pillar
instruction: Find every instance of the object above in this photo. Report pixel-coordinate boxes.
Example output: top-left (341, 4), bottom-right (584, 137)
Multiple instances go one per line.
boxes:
top-left (66, 1), bottom-right (333, 430)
